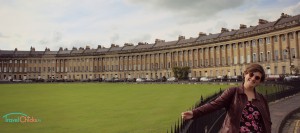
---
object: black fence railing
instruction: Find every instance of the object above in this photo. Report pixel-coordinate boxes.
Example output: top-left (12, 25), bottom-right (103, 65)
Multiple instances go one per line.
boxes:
top-left (169, 81), bottom-right (300, 133)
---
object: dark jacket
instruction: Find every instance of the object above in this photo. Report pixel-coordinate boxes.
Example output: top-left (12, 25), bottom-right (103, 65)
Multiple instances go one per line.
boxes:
top-left (192, 85), bottom-right (272, 133)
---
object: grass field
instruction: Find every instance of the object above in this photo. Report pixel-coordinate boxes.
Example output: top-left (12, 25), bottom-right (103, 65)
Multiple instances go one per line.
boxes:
top-left (0, 83), bottom-right (235, 133)
top-left (0, 82), bottom-right (280, 133)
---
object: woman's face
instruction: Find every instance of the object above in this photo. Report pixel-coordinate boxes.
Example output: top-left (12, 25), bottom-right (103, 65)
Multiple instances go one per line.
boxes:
top-left (244, 72), bottom-right (262, 89)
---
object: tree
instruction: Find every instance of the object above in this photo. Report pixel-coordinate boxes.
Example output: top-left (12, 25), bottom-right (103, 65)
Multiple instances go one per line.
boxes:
top-left (172, 66), bottom-right (190, 80)
top-left (291, 66), bottom-right (300, 75)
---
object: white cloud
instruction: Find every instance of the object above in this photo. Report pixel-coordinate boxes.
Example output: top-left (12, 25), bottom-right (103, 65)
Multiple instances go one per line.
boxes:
top-left (284, 1), bottom-right (300, 15)
top-left (0, 0), bottom-right (300, 51)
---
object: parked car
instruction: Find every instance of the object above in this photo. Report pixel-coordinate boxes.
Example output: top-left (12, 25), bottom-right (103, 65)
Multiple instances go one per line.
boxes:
top-left (12, 79), bottom-right (23, 82)
top-left (167, 77), bottom-right (178, 82)
top-left (265, 75), bottom-right (284, 82)
top-left (136, 78), bottom-right (146, 82)
top-left (215, 75), bottom-right (228, 82)
top-left (229, 75), bottom-right (243, 82)
top-left (189, 77), bottom-right (199, 82)
top-left (145, 78), bottom-right (154, 82)
top-left (284, 75), bottom-right (300, 82)
top-left (104, 78), bottom-right (113, 82)
top-left (127, 78), bottom-right (136, 82)
top-left (200, 77), bottom-right (211, 82)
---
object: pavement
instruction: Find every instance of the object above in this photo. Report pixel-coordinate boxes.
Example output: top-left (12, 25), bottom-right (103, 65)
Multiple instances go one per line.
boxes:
top-left (281, 109), bottom-right (300, 133)
top-left (269, 93), bottom-right (300, 133)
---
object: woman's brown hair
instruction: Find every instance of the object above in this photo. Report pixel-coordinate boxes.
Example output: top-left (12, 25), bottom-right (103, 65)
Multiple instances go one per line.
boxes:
top-left (243, 63), bottom-right (266, 82)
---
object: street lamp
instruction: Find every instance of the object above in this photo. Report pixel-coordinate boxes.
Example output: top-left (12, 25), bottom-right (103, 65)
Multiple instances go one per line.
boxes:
top-left (286, 46), bottom-right (293, 75)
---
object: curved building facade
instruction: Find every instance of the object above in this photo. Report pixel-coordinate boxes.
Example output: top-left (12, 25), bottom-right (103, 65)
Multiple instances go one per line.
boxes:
top-left (0, 13), bottom-right (300, 81)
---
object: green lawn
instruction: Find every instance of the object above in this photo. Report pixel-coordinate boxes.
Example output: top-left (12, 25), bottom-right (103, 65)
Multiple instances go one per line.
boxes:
top-left (0, 83), bottom-right (281, 133)
top-left (0, 83), bottom-right (234, 133)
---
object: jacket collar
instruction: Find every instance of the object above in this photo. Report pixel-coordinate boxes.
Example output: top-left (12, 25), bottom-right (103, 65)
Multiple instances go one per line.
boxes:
top-left (238, 83), bottom-right (262, 101)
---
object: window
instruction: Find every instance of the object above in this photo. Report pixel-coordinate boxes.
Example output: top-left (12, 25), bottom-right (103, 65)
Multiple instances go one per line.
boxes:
top-left (282, 35), bottom-right (285, 41)
top-left (15, 60), bottom-right (17, 63)
top-left (274, 50), bottom-right (278, 61)
top-left (240, 55), bottom-right (244, 63)
top-left (252, 40), bottom-right (256, 47)
top-left (267, 51), bottom-right (271, 61)
top-left (222, 57), bottom-right (225, 65)
top-left (282, 66), bottom-right (286, 74)
top-left (291, 48), bottom-right (296, 58)
top-left (283, 50), bottom-right (287, 60)
top-left (234, 56), bottom-right (237, 64)
top-left (247, 55), bottom-right (250, 63)
top-left (188, 61), bottom-right (192, 67)
top-left (274, 66), bottom-right (278, 75)
top-left (200, 59), bottom-right (203, 66)
top-left (259, 38), bottom-right (264, 45)
top-left (253, 53), bottom-right (257, 62)
top-left (274, 36), bottom-right (278, 42)
top-left (260, 52), bottom-right (264, 62)
top-left (289, 33), bottom-right (294, 39)
top-left (227, 57), bottom-right (231, 65)
top-left (266, 37), bottom-right (270, 44)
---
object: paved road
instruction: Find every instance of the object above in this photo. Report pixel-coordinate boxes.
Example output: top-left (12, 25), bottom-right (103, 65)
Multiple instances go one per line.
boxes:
top-left (281, 109), bottom-right (300, 133)
top-left (269, 93), bottom-right (300, 133)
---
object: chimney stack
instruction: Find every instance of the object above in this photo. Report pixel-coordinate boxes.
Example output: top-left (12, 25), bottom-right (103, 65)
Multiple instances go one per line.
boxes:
top-left (221, 28), bottom-right (229, 33)
top-left (240, 24), bottom-right (247, 29)
top-left (124, 43), bottom-right (133, 46)
top-left (178, 35), bottom-right (185, 40)
top-left (258, 19), bottom-right (269, 25)
top-left (30, 46), bottom-right (35, 51)
top-left (155, 39), bottom-right (165, 43)
top-left (198, 32), bottom-right (207, 37)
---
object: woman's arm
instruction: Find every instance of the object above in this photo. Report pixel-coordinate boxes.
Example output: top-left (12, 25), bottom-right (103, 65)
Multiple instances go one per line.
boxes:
top-left (191, 87), bottom-right (237, 119)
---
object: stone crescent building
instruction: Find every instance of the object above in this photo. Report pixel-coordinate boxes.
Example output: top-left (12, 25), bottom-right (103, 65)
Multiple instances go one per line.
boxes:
top-left (0, 13), bottom-right (300, 81)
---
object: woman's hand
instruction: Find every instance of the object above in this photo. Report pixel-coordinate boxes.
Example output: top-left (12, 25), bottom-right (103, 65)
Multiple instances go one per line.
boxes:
top-left (181, 111), bottom-right (193, 120)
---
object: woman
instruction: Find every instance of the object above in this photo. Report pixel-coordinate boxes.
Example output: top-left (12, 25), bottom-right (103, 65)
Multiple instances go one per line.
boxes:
top-left (181, 63), bottom-right (272, 133)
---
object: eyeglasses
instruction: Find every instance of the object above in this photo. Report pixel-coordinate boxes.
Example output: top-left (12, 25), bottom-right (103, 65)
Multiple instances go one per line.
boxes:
top-left (249, 72), bottom-right (261, 81)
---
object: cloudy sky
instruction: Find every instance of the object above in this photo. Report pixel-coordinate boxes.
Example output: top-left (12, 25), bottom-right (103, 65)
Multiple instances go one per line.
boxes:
top-left (1, 0), bottom-right (300, 51)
